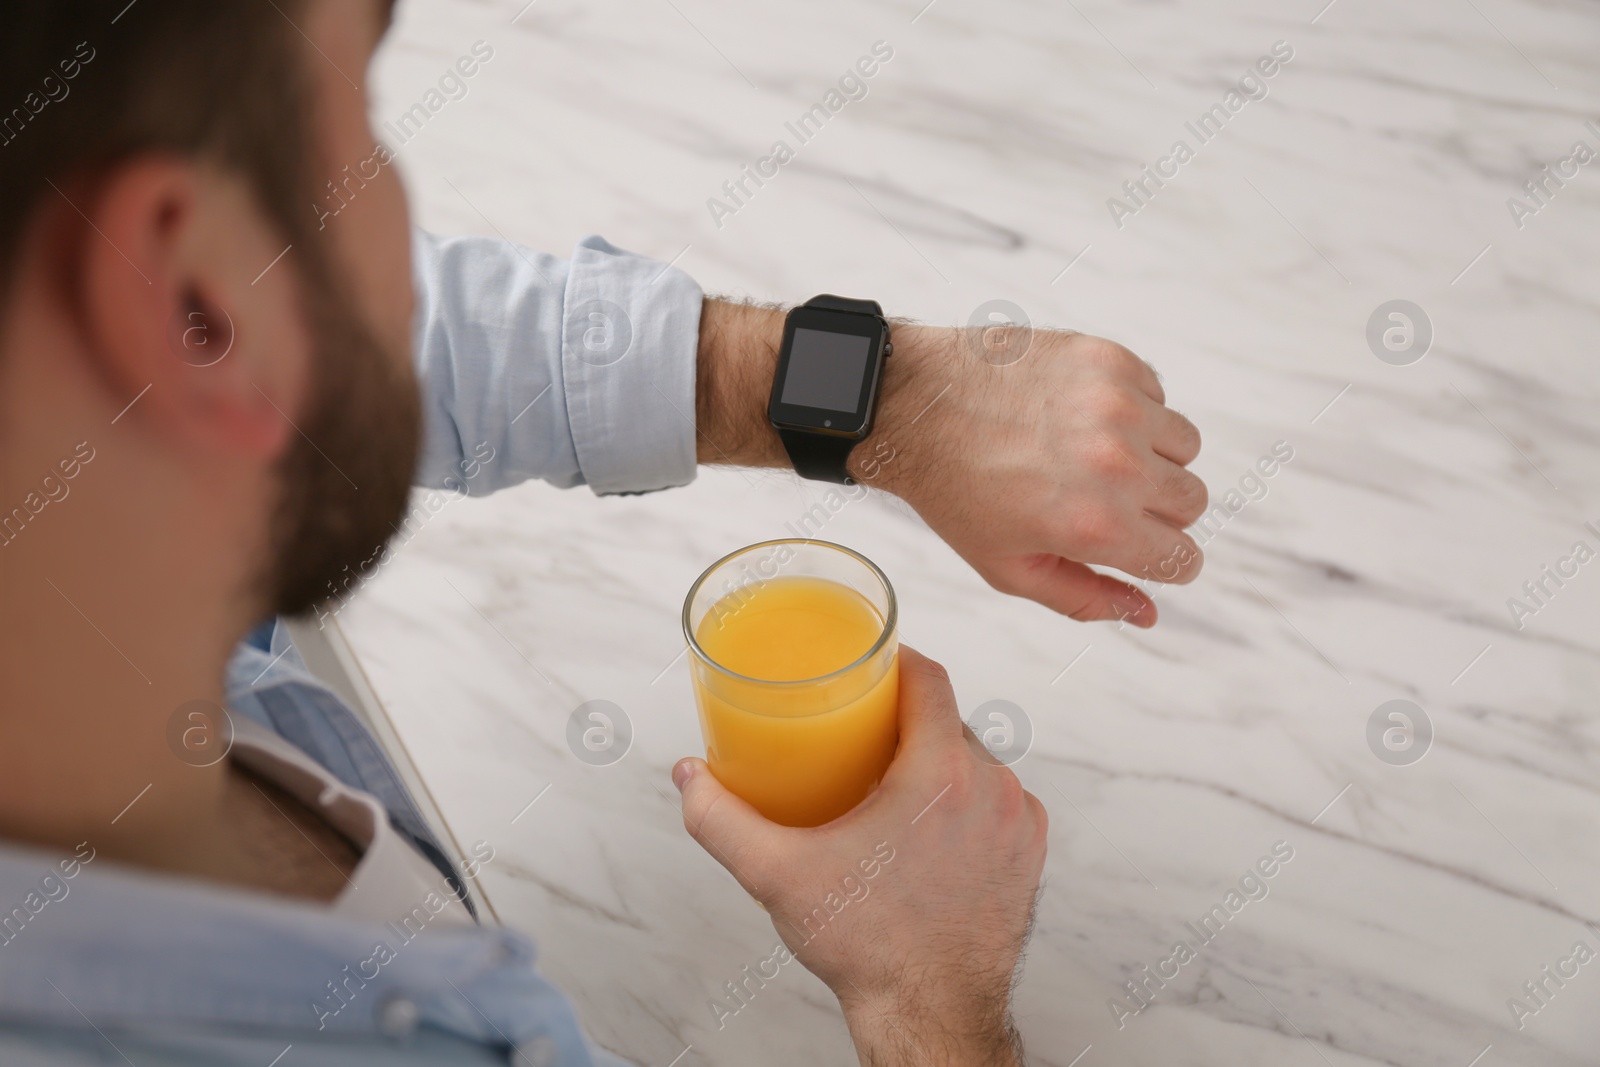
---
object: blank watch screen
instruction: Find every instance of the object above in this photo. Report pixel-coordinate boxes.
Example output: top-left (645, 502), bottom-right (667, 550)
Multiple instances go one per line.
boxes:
top-left (779, 328), bottom-right (872, 413)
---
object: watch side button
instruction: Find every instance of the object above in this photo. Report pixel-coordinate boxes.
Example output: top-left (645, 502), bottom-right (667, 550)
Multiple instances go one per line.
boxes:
top-left (883, 341), bottom-right (893, 356)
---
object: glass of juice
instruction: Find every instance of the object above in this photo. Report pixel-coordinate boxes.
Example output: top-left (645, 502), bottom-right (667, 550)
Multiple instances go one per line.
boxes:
top-left (682, 539), bottom-right (899, 828)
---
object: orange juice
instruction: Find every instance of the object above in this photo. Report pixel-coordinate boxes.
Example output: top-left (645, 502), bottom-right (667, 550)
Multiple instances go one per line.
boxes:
top-left (690, 574), bottom-right (899, 827)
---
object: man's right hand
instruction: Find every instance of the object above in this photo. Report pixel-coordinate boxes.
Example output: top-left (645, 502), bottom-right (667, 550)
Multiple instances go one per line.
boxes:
top-left (672, 646), bottom-right (1049, 1066)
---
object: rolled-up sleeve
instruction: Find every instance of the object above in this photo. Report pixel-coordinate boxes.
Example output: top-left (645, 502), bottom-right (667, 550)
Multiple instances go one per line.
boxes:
top-left (410, 229), bottom-right (702, 496)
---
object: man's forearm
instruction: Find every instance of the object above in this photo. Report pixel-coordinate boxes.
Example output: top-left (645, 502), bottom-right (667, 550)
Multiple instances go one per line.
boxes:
top-left (693, 297), bottom-right (954, 494)
top-left (693, 299), bottom-right (787, 471)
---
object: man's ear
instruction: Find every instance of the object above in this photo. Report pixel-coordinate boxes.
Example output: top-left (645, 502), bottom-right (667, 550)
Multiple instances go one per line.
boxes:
top-left (71, 156), bottom-right (311, 460)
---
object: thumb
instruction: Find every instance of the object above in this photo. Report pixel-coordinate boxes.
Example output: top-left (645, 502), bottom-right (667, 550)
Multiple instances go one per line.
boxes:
top-left (673, 757), bottom-right (779, 892)
top-left (994, 554), bottom-right (1155, 627)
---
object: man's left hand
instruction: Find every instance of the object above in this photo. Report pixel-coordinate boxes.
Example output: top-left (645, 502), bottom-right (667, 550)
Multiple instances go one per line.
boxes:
top-left (856, 322), bottom-right (1207, 627)
top-left (695, 302), bottom-right (1208, 627)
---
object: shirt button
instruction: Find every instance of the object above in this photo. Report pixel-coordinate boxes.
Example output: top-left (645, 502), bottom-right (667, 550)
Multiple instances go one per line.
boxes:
top-left (375, 993), bottom-right (420, 1038)
top-left (514, 1035), bottom-right (559, 1067)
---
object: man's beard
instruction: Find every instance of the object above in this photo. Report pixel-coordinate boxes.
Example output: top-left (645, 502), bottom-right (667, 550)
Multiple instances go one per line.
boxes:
top-left (263, 261), bottom-right (421, 619)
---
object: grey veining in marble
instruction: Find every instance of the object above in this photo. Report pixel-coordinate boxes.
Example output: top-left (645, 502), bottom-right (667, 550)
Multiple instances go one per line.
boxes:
top-left (342, 1), bottom-right (1600, 1063)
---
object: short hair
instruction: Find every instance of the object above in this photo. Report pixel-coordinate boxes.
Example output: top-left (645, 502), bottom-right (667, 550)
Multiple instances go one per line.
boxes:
top-left (0, 1), bottom-right (314, 297)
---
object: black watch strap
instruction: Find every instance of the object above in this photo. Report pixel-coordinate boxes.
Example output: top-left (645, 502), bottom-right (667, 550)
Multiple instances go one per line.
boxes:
top-left (778, 427), bottom-right (862, 485)
top-left (805, 294), bottom-right (884, 317)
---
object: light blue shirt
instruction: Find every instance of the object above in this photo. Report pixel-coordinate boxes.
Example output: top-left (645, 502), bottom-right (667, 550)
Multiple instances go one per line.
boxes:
top-left (0, 230), bottom-right (704, 1065)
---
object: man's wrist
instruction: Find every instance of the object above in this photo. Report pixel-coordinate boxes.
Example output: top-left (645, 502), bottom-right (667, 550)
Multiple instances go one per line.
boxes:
top-left (694, 298), bottom-right (786, 470)
top-left (840, 996), bottom-right (1024, 1067)
top-left (694, 297), bottom-right (955, 496)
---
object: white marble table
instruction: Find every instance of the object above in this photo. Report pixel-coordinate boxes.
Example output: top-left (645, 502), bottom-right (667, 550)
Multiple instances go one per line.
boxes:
top-left (345, 1), bottom-right (1600, 1063)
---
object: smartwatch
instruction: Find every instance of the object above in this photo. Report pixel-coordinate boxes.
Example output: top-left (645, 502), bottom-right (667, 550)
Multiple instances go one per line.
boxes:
top-left (767, 294), bottom-right (893, 485)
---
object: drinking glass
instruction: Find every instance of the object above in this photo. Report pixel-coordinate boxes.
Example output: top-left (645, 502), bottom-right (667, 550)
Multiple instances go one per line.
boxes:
top-left (682, 539), bottom-right (899, 827)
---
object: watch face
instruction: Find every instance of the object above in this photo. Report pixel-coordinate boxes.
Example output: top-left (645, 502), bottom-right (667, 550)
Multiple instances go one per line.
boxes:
top-left (768, 306), bottom-right (887, 437)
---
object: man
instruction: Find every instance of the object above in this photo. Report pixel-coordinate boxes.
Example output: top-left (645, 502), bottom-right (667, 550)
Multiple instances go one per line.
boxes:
top-left (0, 2), bottom-right (1205, 1064)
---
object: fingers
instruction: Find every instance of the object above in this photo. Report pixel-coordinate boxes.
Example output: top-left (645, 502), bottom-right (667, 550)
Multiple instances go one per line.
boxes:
top-left (674, 757), bottom-right (781, 892)
top-left (893, 645), bottom-right (964, 757)
top-left (1128, 517), bottom-right (1204, 585)
top-left (1142, 397), bottom-right (1202, 466)
top-left (1098, 340), bottom-right (1165, 404)
top-left (1128, 356), bottom-right (1165, 405)
top-left (858, 644), bottom-right (986, 821)
top-left (984, 554), bottom-right (1157, 627)
top-left (1144, 456), bottom-right (1209, 529)
top-left (1060, 497), bottom-right (1203, 587)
